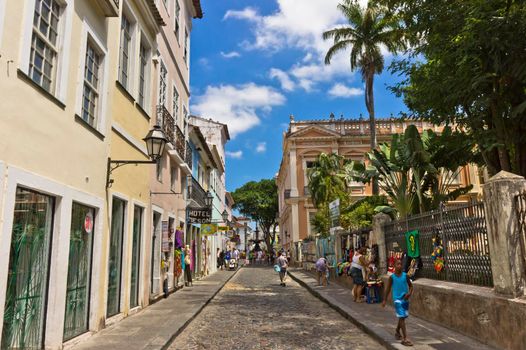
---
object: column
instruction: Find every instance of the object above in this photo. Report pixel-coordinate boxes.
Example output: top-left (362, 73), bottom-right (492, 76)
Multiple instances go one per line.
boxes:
top-left (483, 171), bottom-right (526, 297)
top-left (290, 146), bottom-right (298, 197)
top-left (372, 213), bottom-right (391, 275)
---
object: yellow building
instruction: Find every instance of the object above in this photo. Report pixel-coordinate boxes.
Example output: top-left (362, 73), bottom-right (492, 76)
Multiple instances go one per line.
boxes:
top-left (0, 0), bottom-right (118, 348)
top-left (276, 114), bottom-right (485, 262)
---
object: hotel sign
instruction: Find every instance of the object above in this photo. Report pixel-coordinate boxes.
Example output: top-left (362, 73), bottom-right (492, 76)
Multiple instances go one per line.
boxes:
top-left (187, 207), bottom-right (212, 224)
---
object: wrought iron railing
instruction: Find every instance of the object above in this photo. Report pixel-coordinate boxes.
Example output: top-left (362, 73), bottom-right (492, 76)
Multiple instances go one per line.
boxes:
top-left (189, 176), bottom-right (207, 207)
top-left (384, 201), bottom-right (493, 287)
top-left (174, 125), bottom-right (185, 160)
top-left (516, 191), bottom-right (526, 279)
top-left (157, 105), bottom-right (175, 145)
top-left (113, 0), bottom-right (119, 8)
top-left (185, 141), bottom-right (192, 170)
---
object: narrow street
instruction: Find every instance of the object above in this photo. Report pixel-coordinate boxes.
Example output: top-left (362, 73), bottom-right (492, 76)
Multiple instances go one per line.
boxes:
top-left (168, 267), bottom-right (381, 350)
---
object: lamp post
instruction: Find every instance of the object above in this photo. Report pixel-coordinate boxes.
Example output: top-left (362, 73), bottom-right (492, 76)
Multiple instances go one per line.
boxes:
top-left (106, 125), bottom-right (168, 187)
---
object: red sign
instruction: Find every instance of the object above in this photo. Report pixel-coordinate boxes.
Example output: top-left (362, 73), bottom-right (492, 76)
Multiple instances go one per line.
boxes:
top-left (84, 212), bottom-right (94, 234)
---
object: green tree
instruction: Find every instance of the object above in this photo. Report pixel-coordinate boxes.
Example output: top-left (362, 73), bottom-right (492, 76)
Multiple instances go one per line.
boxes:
top-left (323, 0), bottom-right (405, 193)
top-left (378, 0), bottom-right (526, 177)
top-left (231, 179), bottom-right (279, 251)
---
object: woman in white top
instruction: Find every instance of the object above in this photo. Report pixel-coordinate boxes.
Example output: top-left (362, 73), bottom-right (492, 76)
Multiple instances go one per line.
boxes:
top-left (350, 247), bottom-right (368, 302)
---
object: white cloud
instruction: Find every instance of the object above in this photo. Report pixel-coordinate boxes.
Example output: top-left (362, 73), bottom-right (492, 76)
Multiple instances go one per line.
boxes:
top-left (225, 0), bottom-right (374, 92)
top-left (223, 7), bottom-right (259, 21)
top-left (328, 83), bottom-right (364, 98)
top-left (191, 83), bottom-right (286, 138)
top-left (256, 142), bottom-right (267, 153)
top-left (220, 51), bottom-right (241, 59)
top-left (226, 150), bottom-right (243, 159)
top-left (198, 57), bottom-right (211, 69)
top-left (269, 68), bottom-right (295, 91)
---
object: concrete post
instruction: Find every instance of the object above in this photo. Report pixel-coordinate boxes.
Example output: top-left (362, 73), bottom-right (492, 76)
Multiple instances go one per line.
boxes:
top-left (372, 213), bottom-right (391, 275)
top-left (483, 171), bottom-right (526, 297)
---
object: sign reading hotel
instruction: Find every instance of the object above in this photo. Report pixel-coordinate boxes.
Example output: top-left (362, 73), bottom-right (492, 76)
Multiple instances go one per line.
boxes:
top-left (187, 207), bottom-right (212, 224)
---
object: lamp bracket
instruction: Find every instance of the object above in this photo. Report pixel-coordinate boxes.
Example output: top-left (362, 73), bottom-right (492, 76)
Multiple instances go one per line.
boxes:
top-left (106, 158), bottom-right (156, 188)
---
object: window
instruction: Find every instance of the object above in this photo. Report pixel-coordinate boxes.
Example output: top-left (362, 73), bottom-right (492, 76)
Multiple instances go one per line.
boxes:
top-left (158, 60), bottom-right (167, 107)
top-left (183, 105), bottom-right (188, 135)
top-left (118, 14), bottom-right (132, 88)
top-left (174, 0), bottom-right (180, 41)
top-left (108, 197), bottom-right (125, 317)
top-left (130, 205), bottom-right (142, 308)
top-left (172, 85), bottom-right (179, 124)
top-left (29, 0), bottom-right (62, 93)
top-left (156, 158), bottom-right (162, 182)
top-left (81, 42), bottom-right (101, 127)
top-left (183, 28), bottom-right (189, 64)
top-left (138, 42), bottom-right (149, 108)
top-left (170, 167), bottom-right (177, 191)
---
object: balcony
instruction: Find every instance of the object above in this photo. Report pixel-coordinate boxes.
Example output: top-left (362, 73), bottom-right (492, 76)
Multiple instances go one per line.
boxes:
top-left (157, 105), bottom-right (175, 145)
top-left (95, 0), bottom-right (119, 16)
top-left (189, 176), bottom-right (207, 207)
top-left (185, 141), bottom-right (193, 171)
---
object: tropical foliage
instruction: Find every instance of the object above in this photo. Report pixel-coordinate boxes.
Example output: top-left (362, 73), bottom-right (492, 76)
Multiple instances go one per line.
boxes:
top-left (376, 0), bottom-right (526, 177)
top-left (357, 125), bottom-right (479, 217)
top-left (323, 0), bottom-right (405, 193)
top-left (231, 179), bottom-right (279, 250)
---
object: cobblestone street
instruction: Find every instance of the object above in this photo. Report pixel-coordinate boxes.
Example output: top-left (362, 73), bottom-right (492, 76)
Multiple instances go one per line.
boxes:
top-left (168, 267), bottom-right (382, 350)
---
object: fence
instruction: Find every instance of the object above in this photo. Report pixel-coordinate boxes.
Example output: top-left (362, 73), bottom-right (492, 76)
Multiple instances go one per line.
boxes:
top-left (384, 202), bottom-right (493, 287)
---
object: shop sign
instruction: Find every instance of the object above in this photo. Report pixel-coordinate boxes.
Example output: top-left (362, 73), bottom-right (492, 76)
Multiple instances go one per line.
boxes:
top-left (187, 207), bottom-right (212, 224)
top-left (201, 224), bottom-right (218, 235)
top-left (84, 212), bottom-right (94, 234)
top-left (218, 225), bottom-right (228, 231)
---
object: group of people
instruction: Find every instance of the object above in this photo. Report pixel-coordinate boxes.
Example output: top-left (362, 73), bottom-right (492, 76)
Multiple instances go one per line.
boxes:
top-left (216, 248), bottom-right (240, 270)
top-left (315, 246), bottom-right (414, 347)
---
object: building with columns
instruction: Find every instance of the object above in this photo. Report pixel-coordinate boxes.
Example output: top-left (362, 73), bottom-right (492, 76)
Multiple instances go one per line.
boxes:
top-left (276, 114), bottom-right (485, 262)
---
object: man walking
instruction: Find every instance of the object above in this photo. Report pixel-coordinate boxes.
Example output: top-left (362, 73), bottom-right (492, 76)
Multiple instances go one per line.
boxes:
top-left (277, 251), bottom-right (289, 286)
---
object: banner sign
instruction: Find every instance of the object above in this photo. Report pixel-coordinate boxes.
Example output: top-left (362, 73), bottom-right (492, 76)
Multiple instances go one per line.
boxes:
top-left (218, 226), bottom-right (228, 231)
top-left (188, 207), bottom-right (212, 224)
top-left (329, 198), bottom-right (340, 228)
top-left (201, 224), bottom-right (218, 235)
top-left (405, 230), bottom-right (420, 258)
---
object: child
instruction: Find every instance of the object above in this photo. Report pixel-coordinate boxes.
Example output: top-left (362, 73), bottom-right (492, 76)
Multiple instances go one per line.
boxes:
top-left (382, 259), bottom-right (414, 347)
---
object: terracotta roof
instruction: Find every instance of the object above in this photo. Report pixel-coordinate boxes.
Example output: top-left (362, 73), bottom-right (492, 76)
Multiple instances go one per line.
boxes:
top-left (192, 0), bottom-right (203, 18)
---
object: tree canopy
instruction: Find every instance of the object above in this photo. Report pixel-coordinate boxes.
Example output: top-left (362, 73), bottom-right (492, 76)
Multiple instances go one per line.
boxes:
top-left (231, 179), bottom-right (279, 250)
top-left (376, 0), bottom-right (526, 177)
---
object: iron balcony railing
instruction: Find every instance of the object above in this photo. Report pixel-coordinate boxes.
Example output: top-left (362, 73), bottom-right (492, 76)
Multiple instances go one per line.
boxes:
top-left (157, 105), bottom-right (175, 145)
top-left (185, 141), bottom-right (193, 170)
top-left (174, 124), bottom-right (185, 160)
top-left (189, 177), bottom-right (207, 207)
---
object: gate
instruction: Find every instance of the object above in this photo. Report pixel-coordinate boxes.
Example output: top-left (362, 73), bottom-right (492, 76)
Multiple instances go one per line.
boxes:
top-left (2, 188), bottom-right (55, 349)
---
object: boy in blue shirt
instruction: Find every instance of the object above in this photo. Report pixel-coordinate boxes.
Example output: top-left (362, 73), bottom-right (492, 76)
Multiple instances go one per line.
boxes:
top-left (382, 259), bottom-right (414, 346)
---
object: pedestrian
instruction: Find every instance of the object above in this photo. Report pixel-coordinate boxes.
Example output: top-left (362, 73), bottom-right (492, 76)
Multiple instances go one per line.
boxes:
top-left (217, 248), bottom-right (224, 270)
top-left (382, 259), bottom-right (414, 347)
top-left (233, 248), bottom-right (239, 267)
top-left (315, 256), bottom-right (329, 286)
top-left (184, 245), bottom-right (193, 287)
top-left (277, 251), bottom-right (289, 286)
top-left (225, 249), bottom-right (231, 268)
top-left (350, 247), bottom-right (367, 302)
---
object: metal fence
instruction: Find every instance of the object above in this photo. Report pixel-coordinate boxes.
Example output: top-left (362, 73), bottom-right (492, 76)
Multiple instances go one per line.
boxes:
top-left (516, 191), bottom-right (526, 279)
top-left (384, 202), bottom-right (493, 287)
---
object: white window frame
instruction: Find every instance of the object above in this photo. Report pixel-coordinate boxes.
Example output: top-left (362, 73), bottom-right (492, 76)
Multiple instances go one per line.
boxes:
top-left (75, 20), bottom-right (109, 134)
top-left (174, 0), bottom-right (180, 42)
top-left (137, 36), bottom-right (151, 110)
top-left (170, 166), bottom-right (178, 191)
top-left (158, 57), bottom-right (168, 107)
top-left (117, 2), bottom-right (138, 94)
top-left (0, 0), bottom-right (8, 47)
top-left (19, 0), bottom-right (73, 103)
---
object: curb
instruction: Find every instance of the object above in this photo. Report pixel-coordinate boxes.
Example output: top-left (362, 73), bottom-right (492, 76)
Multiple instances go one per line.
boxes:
top-left (161, 267), bottom-right (242, 349)
top-left (288, 270), bottom-right (398, 350)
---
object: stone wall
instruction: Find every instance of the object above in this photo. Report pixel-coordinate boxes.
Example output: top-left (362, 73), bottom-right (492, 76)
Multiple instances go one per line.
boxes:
top-left (382, 276), bottom-right (526, 350)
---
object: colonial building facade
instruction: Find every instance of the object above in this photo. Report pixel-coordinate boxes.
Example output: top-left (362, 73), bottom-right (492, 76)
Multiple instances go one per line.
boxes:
top-left (276, 115), bottom-right (485, 262)
top-left (0, 0), bottom-right (204, 348)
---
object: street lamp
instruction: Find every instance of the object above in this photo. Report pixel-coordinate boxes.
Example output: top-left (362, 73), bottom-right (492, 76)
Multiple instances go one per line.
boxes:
top-left (221, 209), bottom-right (229, 223)
top-left (205, 191), bottom-right (214, 207)
top-left (106, 125), bottom-right (168, 187)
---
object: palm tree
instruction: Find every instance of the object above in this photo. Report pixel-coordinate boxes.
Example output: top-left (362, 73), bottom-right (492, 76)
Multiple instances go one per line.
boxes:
top-left (323, 0), bottom-right (404, 194)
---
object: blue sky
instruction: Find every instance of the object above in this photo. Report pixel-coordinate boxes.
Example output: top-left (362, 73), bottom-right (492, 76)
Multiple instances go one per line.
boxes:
top-left (189, 0), bottom-right (408, 192)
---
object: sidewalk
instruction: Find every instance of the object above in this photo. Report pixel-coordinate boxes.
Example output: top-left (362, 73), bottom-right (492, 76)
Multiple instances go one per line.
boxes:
top-left (288, 269), bottom-right (497, 350)
top-left (71, 270), bottom-right (238, 350)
